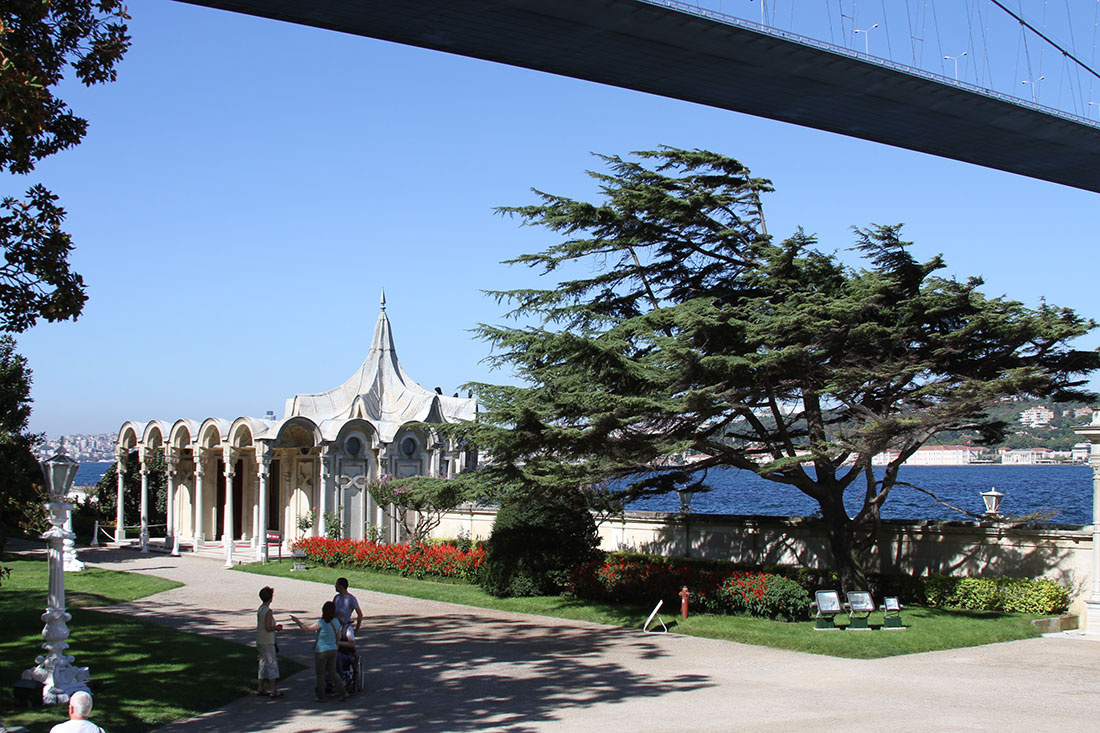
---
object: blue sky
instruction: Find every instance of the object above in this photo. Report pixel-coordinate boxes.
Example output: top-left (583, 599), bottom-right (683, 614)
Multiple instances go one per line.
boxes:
top-left (12, 0), bottom-right (1100, 437)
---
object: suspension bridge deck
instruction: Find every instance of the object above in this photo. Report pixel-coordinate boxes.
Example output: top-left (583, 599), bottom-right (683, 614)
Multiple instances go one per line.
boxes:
top-left (179, 0), bottom-right (1100, 193)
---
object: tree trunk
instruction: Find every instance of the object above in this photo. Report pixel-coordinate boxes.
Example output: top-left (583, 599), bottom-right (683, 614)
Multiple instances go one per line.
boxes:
top-left (819, 494), bottom-right (868, 593)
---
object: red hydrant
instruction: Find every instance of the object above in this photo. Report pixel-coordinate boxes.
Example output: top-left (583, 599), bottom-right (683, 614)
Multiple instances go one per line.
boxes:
top-left (679, 585), bottom-right (690, 619)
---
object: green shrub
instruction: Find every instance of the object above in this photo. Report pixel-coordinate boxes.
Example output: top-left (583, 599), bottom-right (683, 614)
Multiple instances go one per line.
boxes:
top-left (480, 486), bottom-right (602, 597)
top-left (924, 574), bottom-right (1069, 614)
top-left (714, 573), bottom-right (809, 621)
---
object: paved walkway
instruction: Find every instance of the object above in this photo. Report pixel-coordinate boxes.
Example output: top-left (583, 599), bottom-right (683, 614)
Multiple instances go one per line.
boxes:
top-left (28, 545), bottom-right (1100, 731)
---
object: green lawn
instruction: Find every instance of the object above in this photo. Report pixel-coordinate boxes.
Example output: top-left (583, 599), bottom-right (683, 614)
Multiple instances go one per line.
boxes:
top-left (0, 558), bottom-right (302, 733)
top-left (237, 560), bottom-right (1044, 659)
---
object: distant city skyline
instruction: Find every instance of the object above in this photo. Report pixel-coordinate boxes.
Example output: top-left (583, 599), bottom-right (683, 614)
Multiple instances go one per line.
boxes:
top-left (11, 0), bottom-right (1099, 437)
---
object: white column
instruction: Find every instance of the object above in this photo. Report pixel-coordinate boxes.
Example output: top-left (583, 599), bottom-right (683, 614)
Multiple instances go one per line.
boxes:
top-left (355, 472), bottom-right (367, 542)
top-left (223, 447), bottom-right (236, 568)
top-left (62, 509), bottom-right (84, 572)
top-left (282, 465), bottom-right (293, 552)
top-left (318, 448), bottom-right (330, 538)
top-left (164, 450), bottom-right (176, 553)
top-left (429, 440), bottom-right (441, 477)
top-left (166, 448), bottom-right (180, 556)
top-left (257, 445), bottom-right (271, 563)
top-left (376, 445), bottom-right (391, 542)
top-left (1074, 414), bottom-right (1100, 634)
top-left (114, 449), bottom-right (126, 543)
top-left (138, 462), bottom-right (149, 553)
top-left (194, 452), bottom-right (205, 548)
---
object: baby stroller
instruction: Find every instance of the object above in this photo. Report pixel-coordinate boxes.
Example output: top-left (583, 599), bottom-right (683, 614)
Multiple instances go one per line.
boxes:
top-left (326, 626), bottom-right (364, 695)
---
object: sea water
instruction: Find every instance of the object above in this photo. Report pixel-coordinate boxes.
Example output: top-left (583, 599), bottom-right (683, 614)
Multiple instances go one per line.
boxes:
top-left (74, 461), bottom-right (1094, 524)
top-left (628, 464), bottom-right (1093, 524)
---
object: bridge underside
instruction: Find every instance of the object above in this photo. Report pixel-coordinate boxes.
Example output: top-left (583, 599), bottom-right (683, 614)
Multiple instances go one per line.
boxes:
top-left (180, 0), bottom-right (1100, 193)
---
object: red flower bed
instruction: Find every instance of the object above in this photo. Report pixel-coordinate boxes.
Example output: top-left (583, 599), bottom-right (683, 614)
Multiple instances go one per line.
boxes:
top-left (295, 537), bottom-right (485, 581)
top-left (570, 556), bottom-right (728, 609)
top-left (570, 557), bottom-right (809, 621)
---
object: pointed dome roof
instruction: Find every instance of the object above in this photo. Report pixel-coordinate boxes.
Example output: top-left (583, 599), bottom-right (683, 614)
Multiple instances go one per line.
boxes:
top-left (285, 296), bottom-right (476, 443)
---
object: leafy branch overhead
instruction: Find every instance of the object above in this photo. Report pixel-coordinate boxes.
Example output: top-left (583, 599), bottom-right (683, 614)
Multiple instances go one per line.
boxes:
top-left (463, 146), bottom-right (1099, 590)
top-left (0, 0), bottom-right (130, 332)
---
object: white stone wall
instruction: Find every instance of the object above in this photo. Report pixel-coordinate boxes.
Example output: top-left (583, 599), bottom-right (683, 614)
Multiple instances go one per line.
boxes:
top-left (431, 506), bottom-right (1094, 618)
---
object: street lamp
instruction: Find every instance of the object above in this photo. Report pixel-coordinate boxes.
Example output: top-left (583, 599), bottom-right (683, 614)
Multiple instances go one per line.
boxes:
top-left (1021, 76), bottom-right (1045, 103)
top-left (853, 23), bottom-right (878, 54)
top-left (944, 51), bottom-right (967, 80)
top-left (20, 447), bottom-right (91, 704)
top-left (748, 0), bottom-right (767, 26)
top-left (1089, 101), bottom-right (1100, 120)
top-left (980, 487), bottom-right (1004, 517)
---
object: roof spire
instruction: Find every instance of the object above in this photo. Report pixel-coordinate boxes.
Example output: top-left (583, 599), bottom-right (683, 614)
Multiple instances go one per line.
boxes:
top-left (380, 288), bottom-right (386, 312)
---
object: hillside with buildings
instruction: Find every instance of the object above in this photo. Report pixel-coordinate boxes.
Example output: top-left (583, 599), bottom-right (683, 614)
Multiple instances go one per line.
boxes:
top-left (36, 400), bottom-right (1097, 467)
top-left (35, 434), bottom-right (117, 462)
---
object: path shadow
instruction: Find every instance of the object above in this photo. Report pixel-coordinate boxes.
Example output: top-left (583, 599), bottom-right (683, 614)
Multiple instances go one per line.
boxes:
top-left (128, 604), bottom-right (712, 732)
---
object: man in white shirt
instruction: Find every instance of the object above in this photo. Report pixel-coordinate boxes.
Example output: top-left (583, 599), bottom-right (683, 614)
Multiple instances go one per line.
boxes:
top-left (332, 577), bottom-right (363, 638)
top-left (50, 690), bottom-right (105, 733)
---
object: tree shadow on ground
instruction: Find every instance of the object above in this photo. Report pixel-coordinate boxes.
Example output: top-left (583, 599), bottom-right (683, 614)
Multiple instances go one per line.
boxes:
top-left (154, 610), bottom-right (712, 732)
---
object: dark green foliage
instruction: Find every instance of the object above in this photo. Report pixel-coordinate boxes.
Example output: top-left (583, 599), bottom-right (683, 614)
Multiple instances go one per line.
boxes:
top-left (93, 450), bottom-right (167, 528)
top-left (0, 335), bottom-right (44, 537)
top-left (480, 486), bottom-right (602, 597)
top-left (462, 147), bottom-right (1100, 592)
top-left (864, 571), bottom-right (928, 606)
top-left (0, 1), bottom-right (130, 332)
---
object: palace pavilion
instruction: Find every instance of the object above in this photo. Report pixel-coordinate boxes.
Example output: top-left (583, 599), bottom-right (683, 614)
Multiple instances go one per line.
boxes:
top-left (112, 295), bottom-right (477, 564)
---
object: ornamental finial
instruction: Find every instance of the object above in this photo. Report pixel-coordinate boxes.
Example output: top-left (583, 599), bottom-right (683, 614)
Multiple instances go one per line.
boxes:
top-left (380, 288), bottom-right (386, 312)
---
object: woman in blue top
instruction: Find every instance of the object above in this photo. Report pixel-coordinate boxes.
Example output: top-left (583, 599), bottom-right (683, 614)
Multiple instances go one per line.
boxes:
top-left (291, 601), bottom-right (348, 701)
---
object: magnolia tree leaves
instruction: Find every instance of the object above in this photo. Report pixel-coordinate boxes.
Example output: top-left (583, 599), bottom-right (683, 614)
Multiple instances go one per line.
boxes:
top-left (0, 0), bottom-right (130, 332)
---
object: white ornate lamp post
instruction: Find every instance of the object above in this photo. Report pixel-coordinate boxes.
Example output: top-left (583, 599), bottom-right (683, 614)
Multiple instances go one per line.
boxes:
top-left (22, 448), bottom-right (91, 704)
top-left (1073, 412), bottom-right (1100, 635)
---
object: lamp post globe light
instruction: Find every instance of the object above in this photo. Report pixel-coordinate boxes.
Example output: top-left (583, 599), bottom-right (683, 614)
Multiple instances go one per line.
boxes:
top-left (980, 487), bottom-right (1004, 517)
top-left (21, 448), bottom-right (91, 704)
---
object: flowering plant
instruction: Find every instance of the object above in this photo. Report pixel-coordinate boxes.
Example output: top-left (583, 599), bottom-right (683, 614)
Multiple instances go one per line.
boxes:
top-left (293, 536), bottom-right (485, 582)
top-left (569, 556), bottom-right (809, 621)
top-left (367, 474), bottom-right (470, 542)
top-left (296, 507), bottom-right (315, 535)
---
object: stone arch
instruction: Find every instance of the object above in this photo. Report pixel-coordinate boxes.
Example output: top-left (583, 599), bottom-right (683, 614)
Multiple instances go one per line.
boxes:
top-left (141, 420), bottom-right (168, 452)
top-left (118, 421), bottom-right (145, 454)
top-left (275, 417), bottom-right (320, 449)
top-left (334, 419), bottom-right (378, 457)
top-left (228, 418), bottom-right (257, 449)
top-left (197, 418), bottom-right (230, 450)
top-left (169, 419), bottom-right (198, 451)
top-left (166, 419), bottom-right (199, 545)
top-left (391, 424), bottom-right (431, 478)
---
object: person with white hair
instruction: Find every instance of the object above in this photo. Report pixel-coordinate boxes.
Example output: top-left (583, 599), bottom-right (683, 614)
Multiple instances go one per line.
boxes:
top-left (50, 690), bottom-right (105, 733)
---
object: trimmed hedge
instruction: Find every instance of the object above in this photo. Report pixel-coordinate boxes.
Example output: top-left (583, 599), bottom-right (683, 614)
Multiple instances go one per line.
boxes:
top-left (294, 537), bottom-right (485, 581)
top-left (924, 574), bottom-right (1070, 615)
